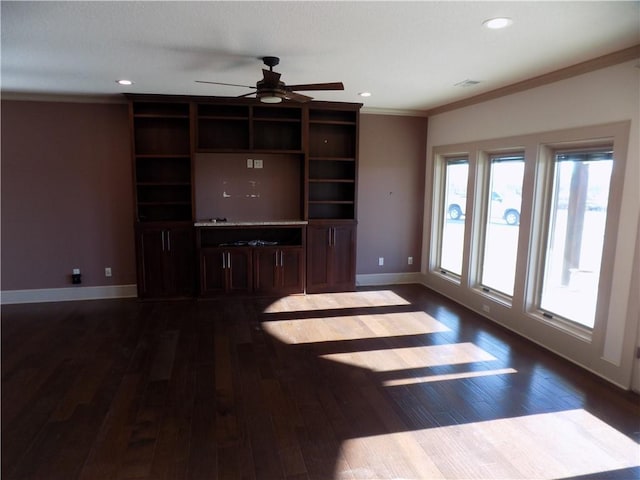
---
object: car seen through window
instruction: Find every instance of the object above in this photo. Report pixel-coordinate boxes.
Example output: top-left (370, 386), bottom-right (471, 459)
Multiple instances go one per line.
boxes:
top-left (448, 191), bottom-right (521, 225)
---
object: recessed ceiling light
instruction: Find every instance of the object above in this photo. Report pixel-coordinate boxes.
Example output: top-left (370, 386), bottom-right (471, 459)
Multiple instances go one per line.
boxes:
top-left (483, 17), bottom-right (513, 29)
top-left (358, 92), bottom-right (372, 97)
top-left (116, 79), bottom-right (134, 86)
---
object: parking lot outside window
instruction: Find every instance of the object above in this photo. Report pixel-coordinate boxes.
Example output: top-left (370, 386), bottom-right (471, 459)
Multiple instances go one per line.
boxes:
top-left (479, 154), bottom-right (525, 297)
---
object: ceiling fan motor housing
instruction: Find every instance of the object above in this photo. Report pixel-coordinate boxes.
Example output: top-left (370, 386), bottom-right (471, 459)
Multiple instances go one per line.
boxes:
top-left (262, 56), bottom-right (280, 69)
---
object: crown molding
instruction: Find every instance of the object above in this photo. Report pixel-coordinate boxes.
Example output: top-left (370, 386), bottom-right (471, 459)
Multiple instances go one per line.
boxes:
top-left (1, 91), bottom-right (126, 104)
top-left (361, 107), bottom-right (428, 117)
top-left (426, 44), bottom-right (640, 117)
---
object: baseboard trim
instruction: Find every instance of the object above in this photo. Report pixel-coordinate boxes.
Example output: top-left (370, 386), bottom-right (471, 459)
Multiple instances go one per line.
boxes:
top-left (1, 284), bottom-right (138, 304)
top-left (356, 272), bottom-right (426, 286)
top-left (2, 275), bottom-right (423, 303)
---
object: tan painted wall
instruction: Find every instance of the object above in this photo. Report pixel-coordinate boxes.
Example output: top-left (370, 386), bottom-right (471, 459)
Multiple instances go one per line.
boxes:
top-left (357, 114), bottom-right (427, 275)
top-left (1, 100), bottom-right (136, 289)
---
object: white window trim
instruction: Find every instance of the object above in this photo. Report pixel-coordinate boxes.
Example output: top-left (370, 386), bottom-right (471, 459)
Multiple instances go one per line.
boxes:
top-left (425, 121), bottom-right (633, 387)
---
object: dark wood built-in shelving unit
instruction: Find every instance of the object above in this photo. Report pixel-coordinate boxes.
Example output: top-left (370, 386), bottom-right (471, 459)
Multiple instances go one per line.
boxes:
top-left (307, 107), bottom-right (358, 221)
top-left (131, 101), bottom-right (193, 223)
top-left (127, 94), bottom-right (361, 298)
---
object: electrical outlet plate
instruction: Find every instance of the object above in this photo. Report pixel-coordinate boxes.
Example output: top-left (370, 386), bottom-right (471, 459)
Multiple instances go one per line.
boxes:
top-left (246, 158), bottom-right (253, 168)
top-left (254, 159), bottom-right (263, 169)
top-left (105, 267), bottom-right (112, 277)
top-left (72, 268), bottom-right (80, 275)
top-left (378, 257), bottom-right (384, 266)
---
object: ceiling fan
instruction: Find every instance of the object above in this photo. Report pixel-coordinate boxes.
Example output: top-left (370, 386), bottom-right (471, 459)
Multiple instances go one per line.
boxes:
top-left (196, 56), bottom-right (344, 103)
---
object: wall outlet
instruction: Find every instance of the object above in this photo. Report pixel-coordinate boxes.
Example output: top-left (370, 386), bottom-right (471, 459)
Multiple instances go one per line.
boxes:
top-left (408, 256), bottom-right (413, 265)
top-left (105, 267), bottom-right (112, 277)
top-left (254, 159), bottom-right (263, 169)
top-left (246, 158), bottom-right (253, 168)
top-left (378, 257), bottom-right (384, 266)
top-left (71, 268), bottom-right (81, 285)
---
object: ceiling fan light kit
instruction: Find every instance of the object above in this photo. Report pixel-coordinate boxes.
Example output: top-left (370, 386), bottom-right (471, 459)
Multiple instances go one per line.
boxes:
top-left (196, 56), bottom-right (344, 103)
top-left (257, 91), bottom-right (283, 103)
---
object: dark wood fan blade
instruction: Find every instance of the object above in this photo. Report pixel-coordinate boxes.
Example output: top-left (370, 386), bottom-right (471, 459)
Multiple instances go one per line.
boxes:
top-left (285, 82), bottom-right (344, 91)
top-left (195, 80), bottom-right (256, 89)
top-left (237, 91), bottom-right (256, 98)
top-left (283, 91), bottom-right (313, 102)
top-left (262, 69), bottom-right (281, 87)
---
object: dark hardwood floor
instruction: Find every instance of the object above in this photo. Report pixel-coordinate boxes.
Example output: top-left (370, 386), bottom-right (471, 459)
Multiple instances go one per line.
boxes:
top-left (2, 284), bottom-right (639, 480)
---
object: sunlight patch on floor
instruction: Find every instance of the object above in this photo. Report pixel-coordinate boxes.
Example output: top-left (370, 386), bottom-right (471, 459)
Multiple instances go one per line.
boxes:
top-left (321, 343), bottom-right (497, 371)
top-left (334, 409), bottom-right (640, 479)
top-left (262, 310), bottom-right (450, 344)
top-left (382, 367), bottom-right (517, 386)
top-left (263, 290), bottom-right (411, 313)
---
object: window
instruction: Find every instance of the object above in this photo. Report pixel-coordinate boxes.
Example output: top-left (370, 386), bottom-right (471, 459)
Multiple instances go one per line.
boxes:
top-left (439, 158), bottom-right (469, 276)
top-left (479, 154), bottom-right (525, 297)
top-left (539, 148), bottom-right (613, 328)
top-left (428, 121), bottom-right (631, 385)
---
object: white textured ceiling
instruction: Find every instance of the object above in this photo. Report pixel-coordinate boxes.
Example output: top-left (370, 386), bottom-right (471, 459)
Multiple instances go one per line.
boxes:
top-left (2, 1), bottom-right (639, 113)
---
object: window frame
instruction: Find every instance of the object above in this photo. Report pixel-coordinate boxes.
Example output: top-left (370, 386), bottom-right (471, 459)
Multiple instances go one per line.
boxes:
top-left (426, 121), bottom-right (633, 386)
top-left (528, 141), bottom-right (618, 341)
top-left (430, 153), bottom-right (470, 283)
top-left (473, 150), bottom-right (526, 305)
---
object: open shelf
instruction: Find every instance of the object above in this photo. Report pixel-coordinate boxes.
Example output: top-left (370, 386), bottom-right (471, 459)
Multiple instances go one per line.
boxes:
top-left (309, 109), bottom-right (357, 124)
top-left (254, 106), bottom-right (301, 121)
top-left (135, 156), bottom-right (191, 183)
top-left (199, 225), bottom-right (304, 248)
top-left (198, 104), bottom-right (249, 118)
top-left (308, 181), bottom-right (355, 202)
top-left (137, 204), bottom-right (193, 222)
top-left (308, 123), bottom-right (356, 158)
top-left (134, 117), bottom-right (190, 155)
top-left (253, 119), bottom-right (302, 151)
top-left (137, 184), bottom-right (191, 203)
top-left (309, 158), bottom-right (356, 180)
top-left (197, 118), bottom-right (250, 150)
top-left (196, 104), bottom-right (303, 152)
top-left (307, 203), bottom-right (355, 220)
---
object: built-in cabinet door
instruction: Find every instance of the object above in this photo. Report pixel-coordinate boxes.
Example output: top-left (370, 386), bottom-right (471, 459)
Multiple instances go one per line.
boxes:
top-left (200, 247), bottom-right (252, 295)
top-left (138, 228), bottom-right (168, 298)
top-left (200, 248), bottom-right (227, 295)
top-left (280, 247), bottom-right (305, 294)
top-left (253, 248), bottom-right (279, 294)
top-left (254, 247), bottom-right (305, 295)
top-left (330, 224), bottom-right (357, 291)
top-left (137, 225), bottom-right (194, 299)
top-left (306, 222), bottom-right (356, 293)
top-left (307, 225), bottom-right (331, 291)
top-left (227, 249), bottom-right (252, 293)
top-left (168, 227), bottom-right (195, 297)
